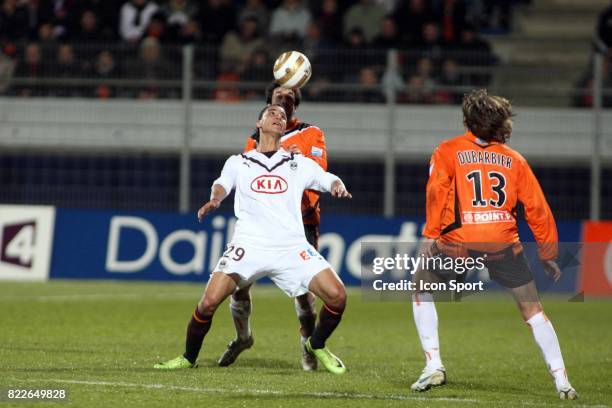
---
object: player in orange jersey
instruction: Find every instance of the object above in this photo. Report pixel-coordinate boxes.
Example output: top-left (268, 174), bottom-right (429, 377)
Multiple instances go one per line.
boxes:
top-left (410, 90), bottom-right (577, 400)
top-left (218, 81), bottom-right (328, 371)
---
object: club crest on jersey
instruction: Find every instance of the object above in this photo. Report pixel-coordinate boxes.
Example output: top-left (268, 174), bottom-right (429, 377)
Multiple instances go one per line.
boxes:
top-left (290, 161), bottom-right (297, 170)
top-left (251, 175), bottom-right (288, 194)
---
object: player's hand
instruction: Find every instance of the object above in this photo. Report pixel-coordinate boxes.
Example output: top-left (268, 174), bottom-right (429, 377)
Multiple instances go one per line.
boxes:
top-left (541, 260), bottom-right (561, 282)
top-left (288, 144), bottom-right (302, 154)
top-left (197, 198), bottom-right (221, 222)
top-left (419, 238), bottom-right (436, 258)
top-left (331, 180), bottom-right (352, 199)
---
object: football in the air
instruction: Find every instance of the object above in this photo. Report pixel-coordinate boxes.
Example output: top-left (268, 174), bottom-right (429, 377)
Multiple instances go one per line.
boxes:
top-left (273, 51), bottom-right (312, 89)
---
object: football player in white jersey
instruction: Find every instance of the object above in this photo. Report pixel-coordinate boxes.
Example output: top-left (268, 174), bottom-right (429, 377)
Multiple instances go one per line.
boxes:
top-left (154, 105), bottom-right (351, 374)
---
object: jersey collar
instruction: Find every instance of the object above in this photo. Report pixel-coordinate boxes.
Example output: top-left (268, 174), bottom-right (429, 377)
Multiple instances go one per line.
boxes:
top-left (466, 131), bottom-right (501, 147)
top-left (286, 117), bottom-right (300, 133)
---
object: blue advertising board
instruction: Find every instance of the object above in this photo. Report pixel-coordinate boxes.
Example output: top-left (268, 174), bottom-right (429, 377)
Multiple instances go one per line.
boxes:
top-left (50, 208), bottom-right (582, 292)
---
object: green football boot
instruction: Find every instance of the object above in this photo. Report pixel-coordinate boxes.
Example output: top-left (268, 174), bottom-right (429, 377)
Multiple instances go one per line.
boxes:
top-left (153, 355), bottom-right (197, 370)
top-left (305, 338), bottom-right (346, 375)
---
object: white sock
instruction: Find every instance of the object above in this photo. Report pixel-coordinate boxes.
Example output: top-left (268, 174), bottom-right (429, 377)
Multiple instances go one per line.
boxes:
top-left (526, 312), bottom-right (568, 389)
top-left (230, 297), bottom-right (251, 341)
top-left (412, 292), bottom-right (443, 369)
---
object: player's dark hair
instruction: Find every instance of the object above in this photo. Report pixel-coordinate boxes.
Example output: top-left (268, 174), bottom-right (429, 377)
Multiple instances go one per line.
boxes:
top-left (265, 81), bottom-right (302, 107)
top-left (257, 103), bottom-right (285, 120)
top-left (462, 89), bottom-right (515, 143)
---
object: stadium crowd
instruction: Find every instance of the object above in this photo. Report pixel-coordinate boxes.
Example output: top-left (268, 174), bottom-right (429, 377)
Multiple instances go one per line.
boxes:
top-left (0, 0), bottom-right (526, 102)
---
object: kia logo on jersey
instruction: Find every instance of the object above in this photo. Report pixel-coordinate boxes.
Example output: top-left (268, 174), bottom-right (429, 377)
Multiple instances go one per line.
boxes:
top-left (251, 175), bottom-right (288, 194)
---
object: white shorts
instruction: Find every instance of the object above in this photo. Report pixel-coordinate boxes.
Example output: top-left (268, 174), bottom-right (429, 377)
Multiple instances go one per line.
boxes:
top-left (213, 242), bottom-right (332, 298)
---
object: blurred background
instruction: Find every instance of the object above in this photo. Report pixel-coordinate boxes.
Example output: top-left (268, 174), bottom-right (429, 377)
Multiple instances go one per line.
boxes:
top-left (0, 0), bottom-right (610, 221)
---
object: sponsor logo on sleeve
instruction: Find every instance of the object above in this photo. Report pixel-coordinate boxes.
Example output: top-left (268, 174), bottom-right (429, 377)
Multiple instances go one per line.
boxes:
top-left (311, 146), bottom-right (323, 157)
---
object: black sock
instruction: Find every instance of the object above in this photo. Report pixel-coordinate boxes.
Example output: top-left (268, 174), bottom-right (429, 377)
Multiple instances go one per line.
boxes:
top-left (299, 313), bottom-right (316, 338)
top-left (183, 307), bottom-right (213, 364)
top-left (310, 304), bottom-right (343, 349)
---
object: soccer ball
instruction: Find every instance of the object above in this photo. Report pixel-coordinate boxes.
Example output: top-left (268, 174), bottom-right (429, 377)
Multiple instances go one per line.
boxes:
top-left (273, 51), bottom-right (312, 89)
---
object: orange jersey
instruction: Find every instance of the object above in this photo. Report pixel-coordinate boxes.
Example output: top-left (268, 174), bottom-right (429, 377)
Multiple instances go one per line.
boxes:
top-left (244, 118), bottom-right (327, 225)
top-left (423, 132), bottom-right (558, 260)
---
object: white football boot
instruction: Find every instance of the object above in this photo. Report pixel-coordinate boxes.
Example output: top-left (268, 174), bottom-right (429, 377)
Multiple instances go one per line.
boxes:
top-left (411, 366), bottom-right (447, 391)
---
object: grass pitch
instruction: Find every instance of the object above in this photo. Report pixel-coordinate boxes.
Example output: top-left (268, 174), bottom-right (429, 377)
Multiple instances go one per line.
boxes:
top-left (1, 280), bottom-right (611, 407)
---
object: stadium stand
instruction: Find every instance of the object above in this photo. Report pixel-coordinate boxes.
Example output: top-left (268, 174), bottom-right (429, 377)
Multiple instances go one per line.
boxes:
top-left (0, 0), bottom-right (610, 221)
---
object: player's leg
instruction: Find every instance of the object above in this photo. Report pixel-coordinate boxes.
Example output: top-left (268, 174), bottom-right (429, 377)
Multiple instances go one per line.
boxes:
top-left (154, 272), bottom-right (238, 369)
top-left (305, 267), bottom-right (347, 374)
top-left (297, 224), bottom-right (319, 370)
top-left (230, 285), bottom-right (253, 341)
top-left (410, 267), bottom-right (447, 391)
top-left (492, 252), bottom-right (577, 400)
top-left (295, 292), bottom-right (317, 370)
top-left (510, 281), bottom-right (578, 400)
top-left (218, 284), bottom-right (255, 367)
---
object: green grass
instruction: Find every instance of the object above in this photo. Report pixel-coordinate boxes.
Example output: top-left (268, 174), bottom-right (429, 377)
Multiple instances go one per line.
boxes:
top-left (0, 280), bottom-right (610, 407)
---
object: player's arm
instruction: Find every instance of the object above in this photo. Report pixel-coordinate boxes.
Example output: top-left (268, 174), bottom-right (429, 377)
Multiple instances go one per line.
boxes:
top-left (303, 158), bottom-right (351, 198)
top-left (517, 158), bottom-right (560, 280)
top-left (198, 155), bottom-right (238, 221)
top-left (289, 128), bottom-right (328, 170)
top-left (306, 128), bottom-right (328, 170)
top-left (422, 145), bottom-right (454, 240)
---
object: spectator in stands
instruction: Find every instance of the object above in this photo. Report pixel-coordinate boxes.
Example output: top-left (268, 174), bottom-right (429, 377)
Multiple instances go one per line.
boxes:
top-left (304, 76), bottom-right (336, 102)
top-left (415, 56), bottom-right (436, 81)
top-left (269, 0), bottom-right (311, 41)
top-left (38, 22), bottom-right (58, 46)
top-left (437, 0), bottom-right (467, 44)
top-left (349, 66), bottom-right (385, 103)
top-left (75, 0), bottom-right (122, 41)
top-left (214, 61), bottom-right (240, 102)
top-left (343, 0), bottom-right (386, 43)
top-left (238, 0), bottom-right (269, 32)
top-left (127, 36), bottom-right (175, 98)
top-left (0, 0), bottom-right (29, 40)
top-left (198, 0), bottom-right (236, 44)
top-left (453, 24), bottom-right (495, 86)
top-left (303, 22), bottom-right (336, 74)
top-left (73, 10), bottom-right (105, 44)
top-left (175, 16), bottom-right (201, 43)
top-left (482, 0), bottom-right (512, 32)
top-left (241, 48), bottom-right (270, 99)
top-left (342, 27), bottom-right (368, 81)
top-left (119, 0), bottom-right (159, 43)
top-left (164, 0), bottom-right (198, 29)
top-left (48, 0), bottom-right (75, 39)
top-left (401, 74), bottom-right (435, 104)
top-left (220, 16), bottom-right (264, 76)
top-left (312, 0), bottom-right (343, 44)
top-left (51, 43), bottom-right (83, 97)
top-left (595, 1), bottom-right (612, 52)
top-left (393, 0), bottom-right (436, 45)
top-left (14, 43), bottom-right (45, 97)
top-left (572, 55), bottom-right (612, 108)
top-left (0, 47), bottom-right (15, 95)
top-left (376, 0), bottom-right (399, 14)
top-left (438, 57), bottom-right (466, 103)
top-left (412, 22), bottom-right (447, 66)
top-left (372, 16), bottom-right (402, 50)
top-left (145, 12), bottom-right (169, 42)
top-left (90, 50), bottom-right (120, 99)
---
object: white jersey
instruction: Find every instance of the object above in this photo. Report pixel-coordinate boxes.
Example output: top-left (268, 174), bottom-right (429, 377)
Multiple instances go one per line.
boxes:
top-left (213, 149), bottom-right (341, 250)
